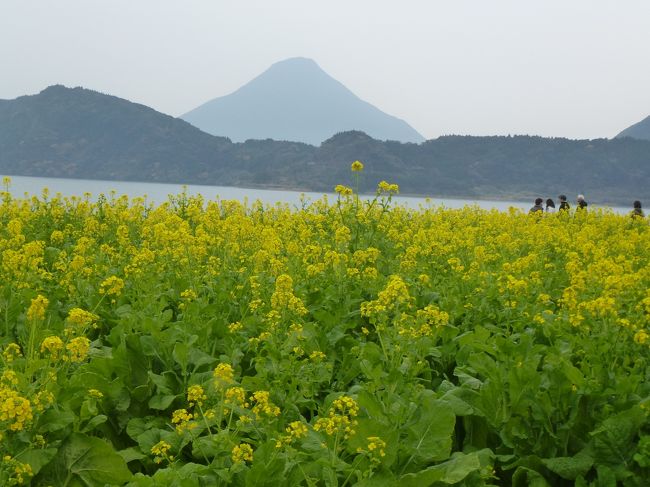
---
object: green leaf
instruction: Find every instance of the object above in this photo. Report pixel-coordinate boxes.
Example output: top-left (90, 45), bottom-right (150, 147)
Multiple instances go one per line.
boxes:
top-left (512, 466), bottom-right (551, 487)
top-left (15, 448), bottom-right (57, 476)
top-left (49, 433), bottom-right (132, 485)
top-left (399, 451), bottom-right (482, 486)
top-left (81, 414), bottom-right (108, 433)
top-left (37, 408), bottom-right (76, 433)
top-left (118, 447), bottom-right (147, 463)
top-left (541, 452), bottom-right (593, 480)
top-left (148, 394), bottom-right (177, 410)
top-left (589, 406), bottom-right (645, 466)
top-left (404, 396), bottom-right (455, 464)
top-left (173, 342), bottom-right (189, 371)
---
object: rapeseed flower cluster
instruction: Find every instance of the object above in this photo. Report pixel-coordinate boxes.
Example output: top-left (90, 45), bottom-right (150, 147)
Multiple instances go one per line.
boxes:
top-left (231, 443), bottom-right (254, 464)
top-left (314, 395), bottom-right (359, 439)
top-left (250, 391), bottom-right (280, 419)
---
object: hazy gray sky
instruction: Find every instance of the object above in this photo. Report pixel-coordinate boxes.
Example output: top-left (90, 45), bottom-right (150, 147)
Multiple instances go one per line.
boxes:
top-left (2, 0), bottom-right (649, 140)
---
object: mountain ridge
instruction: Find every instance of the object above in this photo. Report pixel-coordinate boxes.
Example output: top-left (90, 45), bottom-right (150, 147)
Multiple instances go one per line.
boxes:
top-left (181, 57), bottom-right (425, 145)
top-left (1, 85), bottom-right (650, 205)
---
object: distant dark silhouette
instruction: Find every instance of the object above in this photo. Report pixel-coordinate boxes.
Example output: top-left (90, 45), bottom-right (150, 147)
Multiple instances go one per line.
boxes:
top-left (576, 194), bottom-right (588, 211)
top-left (631, 200), bottom-right (645, 218)
top-left (529, 198), bottom-right (544, 214)
top-left (545, 198), bottom-right (556, 213)
top-left (558, 195), bottom-right (570, 211)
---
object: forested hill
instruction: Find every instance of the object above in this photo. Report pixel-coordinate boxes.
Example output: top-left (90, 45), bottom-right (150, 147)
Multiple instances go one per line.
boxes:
top-left (1, 86), bottom-right (650, 205)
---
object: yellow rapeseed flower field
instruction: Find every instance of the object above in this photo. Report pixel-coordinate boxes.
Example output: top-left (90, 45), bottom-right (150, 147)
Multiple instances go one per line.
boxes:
top-left (0, 173), bottom-right (649, 485)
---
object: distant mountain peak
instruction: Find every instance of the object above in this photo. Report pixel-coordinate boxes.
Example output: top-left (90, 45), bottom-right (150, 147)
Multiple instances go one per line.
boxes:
top-left (181, 58), bottom-right (425, 145)
top-left (617, 115), bottom-right (650, 141)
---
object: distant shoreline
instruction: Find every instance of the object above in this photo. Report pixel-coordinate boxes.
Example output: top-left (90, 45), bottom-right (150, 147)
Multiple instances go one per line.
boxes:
top-left (2, 172), bottom-right (637, 209)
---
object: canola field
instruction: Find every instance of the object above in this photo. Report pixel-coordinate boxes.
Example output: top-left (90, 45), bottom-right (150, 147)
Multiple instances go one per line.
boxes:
top-left (1, 169), bottom-right (649, 486)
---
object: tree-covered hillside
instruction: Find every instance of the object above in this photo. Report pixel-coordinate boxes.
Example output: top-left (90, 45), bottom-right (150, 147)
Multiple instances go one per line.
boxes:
top-left (2, 86), bottom-right (650, 205)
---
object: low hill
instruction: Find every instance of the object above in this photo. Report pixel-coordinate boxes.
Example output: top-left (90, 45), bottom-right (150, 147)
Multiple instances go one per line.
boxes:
top-left (0, 85), bottom-right (232, 183)
top-left (617, 115), bottom-right (650, 141)
top-left (181, 57), bottom-right (425, 145)
top-left (1, 86), bottom-right (650, 205)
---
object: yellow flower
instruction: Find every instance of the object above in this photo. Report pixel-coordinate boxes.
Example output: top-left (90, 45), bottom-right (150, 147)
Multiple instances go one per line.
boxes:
top-left (276, 420), bottom-right (309, 448)
top-left (171, 408), bottom-right (196, 433)
top-left (314, 395), bottom-right (359, 439)
top-left (2, 343), bottom-right (22, 363)
top-left (232, 443), bottom-right (254, 463)
top-left (187, 384), bottom-right (206, 406)
top-left (351, 160), bottom-right (364, 172)
top-left (250, 391), bottom-right (280, 419)
top-left (335, 184), bottom-right (353, 196)
top-left (213, 363), bottom-right (235, 389)
top-left (0, 389), bottom-right (33, 431)
top-left (88, 389), bottom-right (104, 399)
top-left (64, 337), bottom-right (91, 363)
top-left (40, 336), bottom-right (64, 359)
top-left (309, 351), bottom-right (326, 362)
top-left (377, 180), bottom-right (399, 195)
top-left (99, 276), bottom-right (124, 296)
top-left (634, 329), bottom-right (648, 345)
top-left (1, 370), bottom-right (19, 386)
top-left (66, 308), bottom-right (99, 329)
top-left (27, 295), bottom-right (49, 322)
top-left (228, 321), bottom-right (242, 333)
top-left (225, 386), bottom-right (249, 407)
top-left (151, 440), bottom-right (173, 464)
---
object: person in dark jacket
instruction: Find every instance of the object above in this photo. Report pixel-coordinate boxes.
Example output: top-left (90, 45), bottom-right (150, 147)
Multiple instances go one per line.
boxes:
top-left (529, 198), bottom-right (544, 214)
top-left (558, 195), bottom-right (570, 211)
top-left (631, 201), bottom-right (645, 218)
top-left (576, 194), bottom-right (588, 211)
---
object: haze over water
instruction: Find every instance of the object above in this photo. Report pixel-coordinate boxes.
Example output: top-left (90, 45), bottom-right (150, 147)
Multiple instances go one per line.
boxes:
top-left (2, 174), bottom-right (632, 215)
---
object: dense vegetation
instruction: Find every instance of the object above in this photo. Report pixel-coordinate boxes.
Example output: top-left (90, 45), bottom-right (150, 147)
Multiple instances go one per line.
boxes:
top-left (1, 166), bottom-right (649, 485)
top-left (2, 86), bottom-right (650, 205)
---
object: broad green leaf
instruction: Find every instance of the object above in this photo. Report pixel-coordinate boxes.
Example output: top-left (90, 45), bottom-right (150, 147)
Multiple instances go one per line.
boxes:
top-left (173, 342), bottom-right (189, 371)
top-left (37, 408), bottom-right (76, 433)
top-left (16, 448), bottom-right (57, 476)
top-left (148, 393), bottom-right (176, 410)
top-left (589, 406), bottom-right (645, 466)
top-left (541, 452), bottom-right (593, 480)
top-left (404, 397), bottom-right (455, 464)
top-left (50, 433), bottom-right (132, 485)
top-left (512, 466), bottom-right (551, 487)
top-left (118, 447), bottom-right (147, 463)
top-left (399, 451), bottom-right (482, 486)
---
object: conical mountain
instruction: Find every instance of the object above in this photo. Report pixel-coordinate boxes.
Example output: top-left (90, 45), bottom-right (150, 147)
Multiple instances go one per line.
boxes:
top-left (617, 115), bottom-right (650, 140)
top-left (181, 57), bottom-right (425, 145)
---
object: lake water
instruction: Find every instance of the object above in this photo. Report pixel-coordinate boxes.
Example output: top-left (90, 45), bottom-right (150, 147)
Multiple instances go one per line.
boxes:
top-left (1, 174), bottom-right (632, 214)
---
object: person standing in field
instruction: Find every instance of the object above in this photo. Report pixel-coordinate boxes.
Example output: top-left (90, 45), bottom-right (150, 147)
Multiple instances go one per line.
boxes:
top-left (545, 198), bottom-right (556, 213)
top-left (576, 194), bottom-right (588, 211)
top-left (558, 195), bottom-right (570, 212)
top-left (529, 198), bottom-right (544, 214)
top-left (631, 200), bottom-right (645, 218)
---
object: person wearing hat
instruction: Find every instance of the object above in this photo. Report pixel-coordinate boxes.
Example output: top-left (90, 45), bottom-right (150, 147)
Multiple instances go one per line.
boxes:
top-left (558, 195), bottom-right (570, 212)
top-left (576, 194), bottom-right (588, 211)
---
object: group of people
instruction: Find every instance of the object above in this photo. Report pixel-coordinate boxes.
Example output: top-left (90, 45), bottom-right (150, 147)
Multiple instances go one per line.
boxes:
top-left (529, 194), bottom-right (645, 218)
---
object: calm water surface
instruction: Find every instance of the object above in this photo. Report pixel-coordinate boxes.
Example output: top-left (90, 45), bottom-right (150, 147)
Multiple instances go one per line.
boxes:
top-left (2, 174), bottom-right (631, 214)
